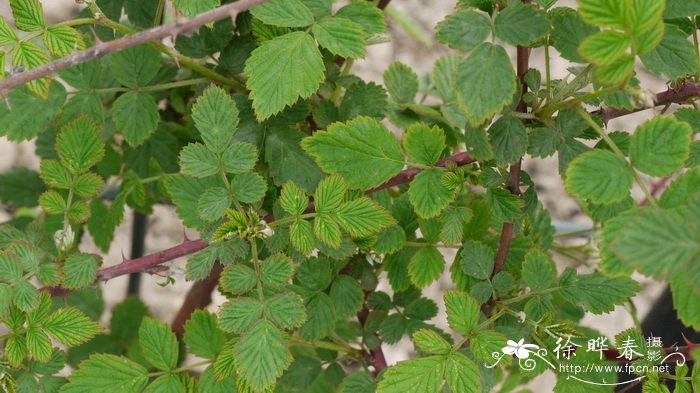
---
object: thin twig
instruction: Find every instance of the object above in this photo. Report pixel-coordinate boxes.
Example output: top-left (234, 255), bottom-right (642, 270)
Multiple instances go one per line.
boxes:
top-left (599, 82), bottom-right (700, 122)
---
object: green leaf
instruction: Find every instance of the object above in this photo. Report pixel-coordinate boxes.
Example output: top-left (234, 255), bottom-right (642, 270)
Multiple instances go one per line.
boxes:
top-left (219, 298), bottom-right (263, 334)
top-left (312, 17), bottom-right (365, 59)
top-left (265, 128), bottom-right (325, 194)
top-left (522, 250), bottom-right (556, 291)
top-left (234, 320), bottom-right (292, 391)
top-left (13, 281), bottom-right (38, 314)
top-left (314, 175), bottom-right (347, 213)
top-left (43, 308), bottom-right (101, 346)
top-left (594, 54), bottom-right (634, 85)
top-left (377, 356), bottom-right (445, 393)
top-left (314, 214), bottom-right (342, 248)
top-left (488, 115), bottom-right (528, 166)
top-left (112, 92), bottom-right (160, 147)
top-left (0, 251), bottom-right (24, 284)
top-left (549, 7), bottom-right (599, 63)
top-left (335, 197), bottom-right (395, 237)
top-left (183, 310), bottom-right (225, 359)
top-left (138, 318), bottom-right (179, 371)
top-left (409, 169), bottom-right (456, 219)
top-left (172, 0), bottom-right (220, 17)
top-left (0, 83), bottom-right (66, 141)
top-left (251, 0), bottom-right (314, 27)
top-left (302, 117), bottom-right (405, 190)
top-left (341, 372), bottom-right (376, 393)
top-left (61, 354), bottom-right (149, 393)
top-left (565, 149), bottom-right (632, 204)
top-left (403, 123), bottom-right (446, 166)
top-left (72, 173), bottom-right (103, 199)
top-left (26, 328), bottom-right (52, 362)
top-left (245, 31), bottom-right (324, 120)
top-left (641, 25), bottom-right (699, 80)
top-left (412, 329), bottom-right (451, 355)
top-left (493, 2), bottom-right (549, 46)
top-left (166, 175), bottom-right (222, 228)
top-left (108, 45), bottom-right (160, 88)
top-left (63, 254), bottom-right (100, 289)
top-left (56, 117), bottom-right (104, 175)
top-left (630, 116), bottom-right (692, 177)
top-left (38, 191), bottom-right (65, 215)
top-left (670, 274), bottom-right (700, 330)
top-left (261, 254), bottom-right (294, 288)
top-left (665, 0), bottom-right (700, 18)
top-left (290, 219), bottom-right (314, 254)
top-left (470, 330), bottom-right (510, 365)
top-left (329, 275), bottom-right (363, 317)
top-left (459, 241), bottom-right (495, 280)
top-left (231, 172), bottom-right (267, 204)
top-left (264, 292), bottom-right (307, 329)
top-left (44, 26), bottom-right (83, 57)
top-left (179, 143), bottom-right (218, 178)
top-left (143, 375), bottom-right (185, 393)
top-left (10, 0), bottom-right (44, 31)
top-left (444, 352), bottom-right (481, 393)
top-left (456, 43), bottom-right (517, 126)
top-left (560, 271), bottom-right (639, 314)
top-left (192, 86), bottom-right (239, 153)
top-left (280, 182), bottom-right (309, 216)
top-left (0, 16), bottom-right (19, 45)
top-left (336, 2), bottom-right (385, 35)
top-left (436, 10), bottom-right (491, 51)
top-left (444, 290), bottom-right (479, 335)
top-left (197, 187), bottom-right (231, 221)
top-left (339, 81), bottom-right (388, 121)
top-left (11, 41), bottom-right (50, 97)
top-left (408, 247), bottom-right (444, 288)
top-left (609, 208), bottom-right (697, 279)
top-left (630, 0), bottom-right (664, 34)
top-left (220, 265), bottom-right (256, 295)
top-left (578, 31), bottom-right (630, 65)
top-left (577, 0), bottom-right (627, 29)
top-left (439, 206), bottom-right (471, 245)
top-left (383, 62), bottom-right (418, 104)
top-left (222, 142), bottom-right (258, 174)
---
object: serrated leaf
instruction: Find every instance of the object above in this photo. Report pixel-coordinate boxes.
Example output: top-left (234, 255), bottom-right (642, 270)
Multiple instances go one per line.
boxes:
top-left (303, 117), bottom-right (404, 190)
top-left (336, 2), bottom-right (385, 35)
top-left (459, 241), bottom-right (495, 280)
top-left (138, 318), bottom-right (179, 371)
top-left (471, 330), bottom-right (510, 365)
top-left (39, 191), bottom-right (66, 215)
top-left (403, 123), bottom-right (445, 166)
top-left (377, 356), bottom-right (445, 393)
top-left (220, 265), bottom-right (256, 295)
top-left (56, 117), bottom-right (104, 175)
top-left (0, 251), bottom-right (23, 284)
top-left (335, 197), bottom-right (394, 237)
top-left (522, 250), bottom-right (556, 291)
top-left (173, 0), bottom-right (220, 17)
top-left (409, 169), bottom-right (456, 219)
top-left (265, 128), bottom-right (325, 194)
top-left (290, 219), bottom-right (314, 254)
top-left (565, 149), bottom-right (632, 204)
top-left (549, 7), bottom-right (599, 64)
top-left (412, 329), bottom-right (451, 355)
top-left (42, 307), bottom-right (100, 347)
top-left (26, 327), bottom-right (52, 362)
top-left (444, 290), bottom-right (479, 335)
top-left (143, 375), bottom-right (185, 393)
top-left (63, 254), bottom-right (100, 289)
top-left (112, 92), bottom-right (160, 147)
top-left (560, 271), bottom-right (639, 314)
top-left (314, 214), bottom-right (342, 248)
top-left (197, 187), bottom-right (231, 221)
top-left (219, 298), bottom-right (263, 334)
top-left (665, 0), bottom-right (700, 18)
top-left (312, 17), bottom-right (365, 59)
top-left (594, 54), bottom-right (634, 85)
top-left (456, 43), bottom-right (517, 126)
top-left (630, 116), bottom-right (691, 177)
top-left (245, 31), bottom-right (324, 119)
top-left (222, 142), bottom-right (258, 174)
top-left (68, 199), bottom-right (91, 223)
top-left (231, 172), bottom-right (266, 204)
top-left (578, 31), bottom-right (630, 66)
top-left (488, 115), bottom-right (528, 166)
top-left (577, 0), bottom-right (627, 29)
top-left (166, 175), bottom-right (221, 228)
top-left (341, 372), bottom-right (376, 393)
top-left (444, 352), bottom-right (481, 393)
top-left (261, 254), bottom-right (294, 288)
top-left (280, 182), bottom-right (308, 216)
top-left (0, 16), bottom-right (19, 45)
top-left (13, 281), bottom-right (38, 313)
top-left (44, 26), bottom-right (84, 57)
top-left (10, 0), bottom-right (44, 31)
top-left (108, 45), bottom-right (160, 88)
top-left (493, 2), bottom-right (549, 46)
top-left (329, 275), bottom-right (363, 317)
top-left (383, 62), bottom-right (418, 104)
top-left (264, 292), bottom-right (307, 330)
top-left (0, 83), bottom-right (66, 141)
top-left (11, 41), bottom-right (50, 97)
top-left (408, 247), bottom-right (444, 288)
top-left (436, 9), bottom-right (490, 51)
top-left (183, 310), bottom-right (225, 359)
top-left (670, 274), bottom-right (700, 330)
top-left (251, 0), bottom-right (314, 27)
top-left (70, 173), bottom-right (103, 199)
top-left (641, 25), bottom-right (699, 80)
top-left (300, 292), bottom-right (335, 340)
top-left (179, 143), bottom-right (219, 178)
top-left (61, 354), bottom-right (148, 393)
top-left (234, 320), bottom-right (292, 391)
top-left (192, 86), bottom-right (239, 153)
top-left (339, 81), bottom-right (388, 121)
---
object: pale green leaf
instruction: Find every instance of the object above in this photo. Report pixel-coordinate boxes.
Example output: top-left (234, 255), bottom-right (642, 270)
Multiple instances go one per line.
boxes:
top-left (314, 175), bottom-right (347, 213)
top-left (234, 320), bottom-right (292, 391)
top-left (302, 117), bottom-right (405, 190)
top-left (56, 117), bottom-right (104, 174)
top-left (183, 310), bottom-right (225, 359)
top-left (179, 143), bottom-right (219, 178)
top-left (192, 86), bottom-right (239, 153)
top-left (565, 149), bottom-right (632, 204)
top-left (11, 41), bottom-right (50, 97)
top-left (408, 247), bottom-right (444, 288)
top-left (578, 31), bottom-right (630, 65)
top-left (43, 307), bottom-right (101, 346)
top-left (264, 292), bottom-right (307, 330)
top-left (641, 25), bottom-right (699, 80)
top-left (335, 197), bottom-right (395, 237)
top-left (143, 375), bottom-right (186, 393)
top-left (280, 182), bottom-right (309, 216)
top-left (383, 62), bottom-right (418, 104)
top-left (412, 329), bottom-right (451, 355)
top-left (629, 0), bottom-right (664, 35)
top-left (0, 17), bottom-right (19, 45)
top-left (377, 356), bottom-right (445, 393)
top-left (444, 352), bottom-right (481, 393)
top-left (444, 290), bottom-right (479, 335)
top-left (39, 191), bottom-right (66, 215)
top-left (314, 213), bottom-right (342, 248)
top-left (10, 0), bottom-right (44, 31)
top-left (576, 0), bottom-right (627, 29)
top-left (39, 160), bottom-right (71, 189)
top-left (251, 0), bottom-right (314, 27)
top-left (409, 169), bottom-right (456, 218)
top-left (44, 26), bottom-right (84, 57)
top-left (630, 116), bottom-right (691, 177)
top-left (13, 281), bottom-right (38, 312)
top-left (61, 354), bottom-right (148, 393)
top-left (72, 173), bottom-right (104, 199)
top-left (312, 17), bottom-right (365, 59)
top-left (436, 10), bottom-right (491, 51)
top-left (594, 55), bottom-right (634, 85)
top-left (261, 254), bottom-right (294, 288)
top-left (245, 31), bottom-right (324, 120)
top-left (493, 2), bottom-right (549, 46)
top-left (403, 123), bottom-right (446, 166)
top-left (219, 298), bottom-right (263, 333)
top-left (26, 328), bottom-right (53, 362)
top-left (63, 254), bottom-right (100, 289)
top-left (112, 92), bottom-right (159, 147)
top-left (197, 187), bottom-right (231, 221)
top-left (456, 43), bottom-right (517, 126)
top-left (138, 318), bottom-right (178, 371)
